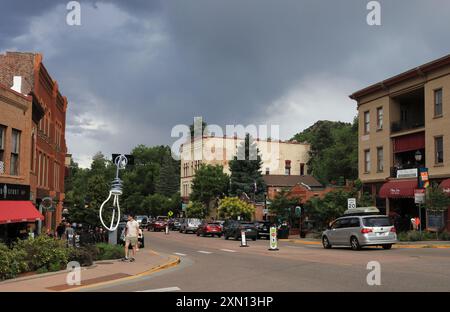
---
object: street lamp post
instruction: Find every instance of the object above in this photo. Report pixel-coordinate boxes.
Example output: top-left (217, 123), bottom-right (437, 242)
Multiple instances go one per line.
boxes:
top-left (415, 150), bottom-right (423, 238)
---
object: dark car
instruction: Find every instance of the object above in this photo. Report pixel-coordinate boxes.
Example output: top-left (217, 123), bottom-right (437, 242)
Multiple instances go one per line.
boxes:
top-left (117, 222), bottom-right (145, 248)
top-left (254, 221), bottom-right (271, 239)
top-left (171, 218), bottom-right (182, 231)
top-left (223, 220), bottom-right (257, 241)
top-left (148, 216), bottom-right (168, 232)
top-left (196, 221), bottom-right (223, 237)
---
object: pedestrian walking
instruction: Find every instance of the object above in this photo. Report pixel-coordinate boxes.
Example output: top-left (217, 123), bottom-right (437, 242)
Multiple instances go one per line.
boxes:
top-left (64, 223), bottom-right (75, 247)
top-left (123, 214), bottom-right (139, 262)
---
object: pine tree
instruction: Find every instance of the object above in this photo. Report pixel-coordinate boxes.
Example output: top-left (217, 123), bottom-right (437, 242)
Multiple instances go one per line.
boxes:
top-left (229, 134), bottom-right (266, 201)
top-left (156, 153), bottom-right (180, 197)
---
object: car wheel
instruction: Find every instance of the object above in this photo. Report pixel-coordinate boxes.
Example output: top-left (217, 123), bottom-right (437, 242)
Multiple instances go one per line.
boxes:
top-left (322, 236), bottom-right (332, 249)
top-left (218, 234), bottom-right (222, 238)
top-left (350, 236), bottom-right (361, 251)
top-left (252, 237), bottom-right (256, 241)
top-left (234, 233), bottom-right (239, 241)
top-left (196, 231), bottom-right (200, 236)
top-left (224, 234), bottom-right (229, 240)
top-left (382, 244), bottom-right (392, 250)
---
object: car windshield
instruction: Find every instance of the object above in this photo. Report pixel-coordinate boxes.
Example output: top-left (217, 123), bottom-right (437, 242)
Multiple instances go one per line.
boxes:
top-left (363, 217), bottom-right (393, 227)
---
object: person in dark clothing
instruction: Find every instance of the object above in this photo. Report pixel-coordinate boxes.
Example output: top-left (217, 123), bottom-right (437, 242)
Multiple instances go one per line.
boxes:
top-left (56, 222), bottom-right (66, 239)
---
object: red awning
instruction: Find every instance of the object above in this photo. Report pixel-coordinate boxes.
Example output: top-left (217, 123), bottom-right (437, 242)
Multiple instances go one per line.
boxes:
top-left (393, 132), bottom-right (425, 153)
top-left (0, 201), bottom-right (44, 224)
top-left (379, 179), bottom-right (418, 198)
top-left (439, 179), bottom-right (450, 195)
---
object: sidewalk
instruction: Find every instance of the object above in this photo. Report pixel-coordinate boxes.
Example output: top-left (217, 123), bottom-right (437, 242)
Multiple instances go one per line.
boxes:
top-left (0, 248), bottom-right (180, 292)
top-left (282, 235), bottom-right (450, 249)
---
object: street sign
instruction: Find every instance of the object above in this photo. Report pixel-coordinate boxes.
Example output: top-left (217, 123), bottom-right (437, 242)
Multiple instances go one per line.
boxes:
top-left (347, 198), bottom-right (356, 209)
top-left (397, 168), bottom-right (418, 179)
top-left (181, 203), bottom-right (187, 211)
top-left (418, 168), bottom-right (429, 189)
top-left (414, 189), bottom-right (425, 204)
top-left (168, 211), bottom-right (174, 217)
top-left (268, 226), bottom-right (279, 251)
top-left (295, 206), bottom-right (302, 217)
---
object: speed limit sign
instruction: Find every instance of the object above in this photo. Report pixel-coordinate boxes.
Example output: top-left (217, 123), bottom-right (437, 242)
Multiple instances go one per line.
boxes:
top-left (347, 198), bottom-right (356, 209)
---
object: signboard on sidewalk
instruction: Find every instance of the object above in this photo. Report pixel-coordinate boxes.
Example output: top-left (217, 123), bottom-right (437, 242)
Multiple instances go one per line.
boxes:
top-left (269, 226), bottom-right (278, 251)
top-left (414, 189), bottom-right (426, 204)
top-left (347, 198), bottom-right (356, 209)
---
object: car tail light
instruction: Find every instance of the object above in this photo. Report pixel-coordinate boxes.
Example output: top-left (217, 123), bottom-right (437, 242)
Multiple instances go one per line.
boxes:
top-left (390, 227), bottom-right (396, 233)
top-left (361, 228), bottom-right (373, 234)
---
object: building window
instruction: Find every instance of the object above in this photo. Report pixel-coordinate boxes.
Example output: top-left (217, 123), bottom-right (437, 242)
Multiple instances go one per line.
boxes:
top-left (300, 163), bottom-right (305, 176)
top-left (0, 125), bottom-right (5, 174)
top-left (364, 149), bottom-right (371, 173)
top-left (377, 147), bottom-right (384, 172)
top-left (265, 167), bottom-right (270, 175)
top-left (435, 136), bottom-right (444, 164)
top-left (377, 107), bottom-right (383, 130)
top-left (10, 129), bottom-right (21, 176)
top-left (364, 111), bottom-right (370, 134)
top-left (435, 89), bottom-right (443, 117)
top-left (284, 160), bottom-right (291, 175)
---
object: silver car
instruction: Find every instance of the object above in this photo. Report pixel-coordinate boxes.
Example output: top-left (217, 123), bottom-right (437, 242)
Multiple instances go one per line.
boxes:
top-left (322, 215), bottom-right (397, 250)
top-left (179, 218), bottom-right (201, 234)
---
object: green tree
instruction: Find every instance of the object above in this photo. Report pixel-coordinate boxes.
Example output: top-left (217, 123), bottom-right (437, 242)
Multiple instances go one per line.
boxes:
top-left (268, 189), bottom-right (299, 223)
top-left (218, 197), bottom-right (255, 220)
top-left (291, 118), bottom-right (358, 184)
top-left (303, 190), bottom-right (352, 230)
top-left (186, 201), bottom-right (206, 219)
top-left (190, 164), bottom-right (229, 214)
top-left (156, 153), bottom-right (180, 197)
top-left (426, 183), bottom-right (450, 214)
top-left (229, 134), bottom-right (266, 200)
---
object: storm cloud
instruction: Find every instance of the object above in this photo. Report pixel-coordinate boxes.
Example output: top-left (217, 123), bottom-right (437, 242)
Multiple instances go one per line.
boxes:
top-left (1, 0), bottom-right (449, 167)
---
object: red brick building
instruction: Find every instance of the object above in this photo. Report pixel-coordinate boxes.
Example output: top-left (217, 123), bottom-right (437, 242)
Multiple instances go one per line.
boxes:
top-left (0, 52), bottom-right (68, 231)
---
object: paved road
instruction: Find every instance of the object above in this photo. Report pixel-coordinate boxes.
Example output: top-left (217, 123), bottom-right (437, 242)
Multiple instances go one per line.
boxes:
top-left (87, 231), bottom-right (450, 292)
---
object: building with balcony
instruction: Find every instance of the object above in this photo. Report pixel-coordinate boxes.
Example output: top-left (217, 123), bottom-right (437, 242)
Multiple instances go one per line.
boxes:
top-left (350, 54), bottom-right (450, 231)
top-left (0, 52), bottom-right (68, 232)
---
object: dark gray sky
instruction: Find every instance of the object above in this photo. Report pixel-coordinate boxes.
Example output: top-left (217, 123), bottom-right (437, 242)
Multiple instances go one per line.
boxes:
top-left (1, 0), bottom-right (449, 167)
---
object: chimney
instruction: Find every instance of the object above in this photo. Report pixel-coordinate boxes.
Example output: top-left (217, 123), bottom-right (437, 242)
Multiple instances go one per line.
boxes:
top-left (11, 76), bottom-right (23, 94)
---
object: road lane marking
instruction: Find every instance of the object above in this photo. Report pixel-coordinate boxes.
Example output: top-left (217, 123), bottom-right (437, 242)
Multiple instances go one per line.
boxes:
top-left (220, 249), bottom-right (237, 253)
top-left (197, 250), bottom-right (212, 254)
top-left (174, 253), bottom-right (187, 256)
top-left (137, 287), bottom-right (181, 292)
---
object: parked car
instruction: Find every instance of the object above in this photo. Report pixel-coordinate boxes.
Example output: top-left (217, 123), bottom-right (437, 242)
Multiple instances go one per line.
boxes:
top-left (170, 218), bottom-right (182, 231)
top-left (322, 207), bottom-right (397, 251)
top-left (148, 216), bottom-right (168, 232)
top-left (117, 221), bottom-right (145, 248)
top-left (179, 218), bottom-right (201, 233)
top-left (254, 221), bottom-right (271, 239)
top-left (223, 220), bottom-right (257, 241)
top-left (196, 221), bottom-right (223, 237)
top-left (136, 215), bottom-right (149, 229)
top-left (215, 220), bottom-right (225, 231)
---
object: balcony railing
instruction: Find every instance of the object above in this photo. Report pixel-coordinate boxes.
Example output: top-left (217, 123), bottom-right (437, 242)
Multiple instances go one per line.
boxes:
top-left (0, 161), bottom-right (4, 175)
top-left (391, 121), bottom-right (424, 133)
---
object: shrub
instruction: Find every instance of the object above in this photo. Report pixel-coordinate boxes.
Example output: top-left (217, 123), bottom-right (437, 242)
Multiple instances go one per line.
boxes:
top-left (438, 231), bottom-right (450, 241)
top-left (0, 244), bottom-right (28, 280)
top-left (96, 243), bottom-right (124, 260)
top-left (68, 247), bottom-right (94, 267)
top-left (398, 230), bottom-right (436, 241)
top-left (13, 236), bottom-right (69, 272)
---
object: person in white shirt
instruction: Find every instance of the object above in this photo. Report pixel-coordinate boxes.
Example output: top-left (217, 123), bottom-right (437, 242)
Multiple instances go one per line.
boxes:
top-left (124, 214), bottom-right (140, 262)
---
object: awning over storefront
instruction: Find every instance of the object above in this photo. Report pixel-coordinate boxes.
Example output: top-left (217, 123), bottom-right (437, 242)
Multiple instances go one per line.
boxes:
top-left (379, 179), bottom-right (418, 198)
top-left (0, 201), bottom-right (44, 224)
top-left (439, 179), bottom-right (450, 195)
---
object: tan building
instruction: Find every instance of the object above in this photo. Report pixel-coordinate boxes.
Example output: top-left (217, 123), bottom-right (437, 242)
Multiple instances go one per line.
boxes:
top-left (0, 82), bottom-right (44, 243)
top-left (180, 135), bottom-right (310, 200)
top-left (350, 54), bottom-right (450, 231)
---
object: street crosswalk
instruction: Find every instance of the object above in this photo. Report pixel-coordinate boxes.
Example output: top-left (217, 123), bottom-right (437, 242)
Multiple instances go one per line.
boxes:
top-left (172, 249), bottom-right (238, 257)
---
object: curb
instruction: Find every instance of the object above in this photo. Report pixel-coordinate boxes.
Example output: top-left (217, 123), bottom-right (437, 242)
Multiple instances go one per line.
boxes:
top-left (63, 252), bottom-right (181, 292)
top-left (281, 239), bottom-right (450, 249)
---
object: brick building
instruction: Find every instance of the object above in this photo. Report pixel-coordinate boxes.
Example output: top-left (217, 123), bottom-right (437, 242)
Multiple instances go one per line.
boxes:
top-left (0, 52), bottom-right (68, 231)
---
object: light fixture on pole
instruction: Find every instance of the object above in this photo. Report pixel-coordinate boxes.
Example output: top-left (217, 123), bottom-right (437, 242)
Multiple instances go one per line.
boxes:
top-left (99, 154), bottom-right (128, 232)
top-left (415, 150), bottom-right (422, 162)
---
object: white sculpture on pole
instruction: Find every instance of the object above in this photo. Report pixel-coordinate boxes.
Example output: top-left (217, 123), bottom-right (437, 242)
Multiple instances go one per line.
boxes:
top-left (99, 154), bottom-right (127, 232)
